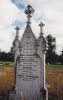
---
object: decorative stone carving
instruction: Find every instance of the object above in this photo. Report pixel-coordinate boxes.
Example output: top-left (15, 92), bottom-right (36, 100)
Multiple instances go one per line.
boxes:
top-left (9, 5), bottom-right (48, 100)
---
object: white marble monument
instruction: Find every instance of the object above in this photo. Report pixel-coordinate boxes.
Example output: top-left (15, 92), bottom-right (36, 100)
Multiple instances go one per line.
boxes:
top-left (9, 5), bottom-right (48, 100)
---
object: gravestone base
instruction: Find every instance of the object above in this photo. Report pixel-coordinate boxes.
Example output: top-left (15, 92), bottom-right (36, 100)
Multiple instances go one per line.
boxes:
top-left (40, 87), bottom-right (48, 100)
top-left (9, 91), bottom-right (16, 100)
top-left (9, 86), bottom-right (27, 100)
top-left (9, 86), bottom-right (16, 100)
top-left (9, 87), bottom-right (48, 100)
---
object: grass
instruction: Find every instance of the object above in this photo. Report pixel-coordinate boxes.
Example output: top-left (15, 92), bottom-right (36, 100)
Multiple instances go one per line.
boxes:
top-left (1, 61), bottom-right (63, 68)
top-left (0, 62), bottom-right (14, 67)
top-left (46, 64), bottom-right (63, 70)
top-left (2, 63), bottom-right (14, 67)
top-left (0, 62), bottom-right (63, 99)
top-left (46, 64), bottom-right (63, 100)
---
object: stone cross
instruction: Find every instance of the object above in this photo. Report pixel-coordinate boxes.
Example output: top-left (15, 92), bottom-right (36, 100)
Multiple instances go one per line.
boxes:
top-left (39, 22), bottom-right (45, 36)
top-left (24, 5), bottom-right (35, 23)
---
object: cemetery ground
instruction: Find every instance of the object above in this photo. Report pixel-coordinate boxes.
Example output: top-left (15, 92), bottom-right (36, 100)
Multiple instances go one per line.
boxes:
top-left (0, 62), bottom-right (63, 100)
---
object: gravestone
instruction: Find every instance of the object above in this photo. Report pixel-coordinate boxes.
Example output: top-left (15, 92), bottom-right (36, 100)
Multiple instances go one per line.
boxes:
top-left (9, 5), bottom-right (48, 100)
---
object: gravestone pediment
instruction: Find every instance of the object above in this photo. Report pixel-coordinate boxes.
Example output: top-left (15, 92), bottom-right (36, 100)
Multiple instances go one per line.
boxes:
top-left (20, 24), bottom-right (36, 54)
top-left (21, 24), bottom-right (36, 48)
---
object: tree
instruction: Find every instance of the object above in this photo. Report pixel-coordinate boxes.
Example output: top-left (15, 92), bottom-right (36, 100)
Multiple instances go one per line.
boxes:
top-left (46, 34), bottom-right (58, 64)
top-left (47, 34), bottom-right (56, 52)
top-left (0, 52), bottom-right (14, 62)
top-left (0, 52), bottom-right (7, 61)
top-left (6, 52), bottom-right (14, 61)
top-left (59, 49), bottom-right (63, 64)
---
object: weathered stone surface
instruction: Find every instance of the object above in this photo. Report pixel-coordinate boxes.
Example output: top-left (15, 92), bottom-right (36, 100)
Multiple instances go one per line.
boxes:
top-left (15, 23), bottom-right (41, 100)
top-left (9, 5), bottom-right (48, 100)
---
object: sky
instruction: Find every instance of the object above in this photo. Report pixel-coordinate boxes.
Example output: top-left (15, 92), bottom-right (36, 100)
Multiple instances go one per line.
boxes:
top-left (0, 0), bottom-right (63, 54)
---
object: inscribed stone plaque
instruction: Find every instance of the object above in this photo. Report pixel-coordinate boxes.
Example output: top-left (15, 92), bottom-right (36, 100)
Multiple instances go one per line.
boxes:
top-left (16, 54), bottom-right (41, 100)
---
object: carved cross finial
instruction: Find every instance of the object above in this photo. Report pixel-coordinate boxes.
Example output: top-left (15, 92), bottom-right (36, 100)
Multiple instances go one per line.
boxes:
top-left (24, 5), bottom-right (35, 23)
top-left (15, 26), bottom-right (20, 38)
top-left (39, 22), bottom-right (45, 36)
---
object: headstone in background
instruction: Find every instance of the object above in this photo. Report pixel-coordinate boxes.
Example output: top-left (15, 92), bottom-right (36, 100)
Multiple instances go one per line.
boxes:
top-left (9, 5), bottom-right (48, 100)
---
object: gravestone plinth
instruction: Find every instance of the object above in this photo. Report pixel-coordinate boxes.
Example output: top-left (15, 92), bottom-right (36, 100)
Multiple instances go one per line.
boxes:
top-left (9, 5), bottom-right (48, 100)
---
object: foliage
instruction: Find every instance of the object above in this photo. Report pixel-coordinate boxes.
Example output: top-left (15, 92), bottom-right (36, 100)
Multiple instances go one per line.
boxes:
top-left (0, 52), bottom-right (14, 62)
top-left (46, 34), bottom-right (56, 52)
top-left (59, 50), bottom-right (63, 64)
top-left (46, 34), bottom-right (58, 64)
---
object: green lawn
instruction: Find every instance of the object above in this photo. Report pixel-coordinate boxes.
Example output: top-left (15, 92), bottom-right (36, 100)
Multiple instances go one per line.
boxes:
top-left (0, 62), bottom-right (14, 67)
top-left (46, 64), bottom-right (63, 70)
top-left (1, 62), bottom-right (63, 69)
